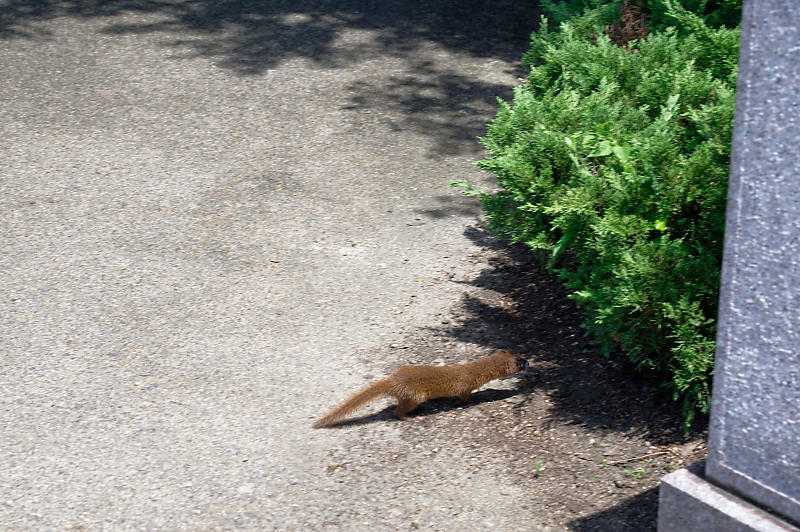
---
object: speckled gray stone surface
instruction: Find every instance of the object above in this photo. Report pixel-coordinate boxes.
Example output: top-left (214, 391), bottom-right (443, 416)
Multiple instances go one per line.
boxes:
top-left (0, 2), bottom-right (545, 530)
top-left (659, 1), bottom-right (800, 530)
top-left (706, 0), bottom-right (800, 525)
top-left (659, 463), bottom-right (797, 532)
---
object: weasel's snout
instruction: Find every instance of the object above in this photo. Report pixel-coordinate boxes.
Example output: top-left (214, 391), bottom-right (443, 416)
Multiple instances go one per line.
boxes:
top-left (518, 358), bottom-right (529, 372)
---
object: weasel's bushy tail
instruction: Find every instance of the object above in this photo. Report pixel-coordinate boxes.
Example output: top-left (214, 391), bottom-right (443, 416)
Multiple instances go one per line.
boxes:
top-left (313, 378), bottom-right (393, 428)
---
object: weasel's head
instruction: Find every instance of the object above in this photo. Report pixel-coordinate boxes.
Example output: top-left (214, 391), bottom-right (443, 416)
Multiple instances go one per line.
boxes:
top-left (493, 349), bottom-right (529, 374)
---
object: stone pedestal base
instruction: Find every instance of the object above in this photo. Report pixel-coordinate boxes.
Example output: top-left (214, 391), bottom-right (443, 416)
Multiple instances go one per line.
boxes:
top-left (658, 463), bottom-right (799, 532)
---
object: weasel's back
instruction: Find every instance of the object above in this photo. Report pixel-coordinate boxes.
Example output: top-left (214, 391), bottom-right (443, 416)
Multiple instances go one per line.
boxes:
top-left (389, 365), bottom-right (468, 399)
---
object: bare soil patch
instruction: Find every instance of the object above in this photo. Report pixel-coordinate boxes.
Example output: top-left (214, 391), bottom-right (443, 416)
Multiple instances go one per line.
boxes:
top-left (350, 230), bottom-right (708, 530)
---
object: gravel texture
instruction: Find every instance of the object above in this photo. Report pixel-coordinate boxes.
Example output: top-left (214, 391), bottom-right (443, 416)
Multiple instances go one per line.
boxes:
top-left (1, 2), bottom-right (542, 530)
top-left (0, 2), bottom-right (706, 530)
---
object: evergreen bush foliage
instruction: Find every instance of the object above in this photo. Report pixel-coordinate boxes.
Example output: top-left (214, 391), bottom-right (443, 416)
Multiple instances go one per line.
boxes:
top-left (541, 0), bottom-right (741, 30)
top-left (457, 0), bottom-right (740, 426)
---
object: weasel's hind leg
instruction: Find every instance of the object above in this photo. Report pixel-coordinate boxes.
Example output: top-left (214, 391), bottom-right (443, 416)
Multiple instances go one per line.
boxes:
top-left (393, 398), bottom-right (422, 419)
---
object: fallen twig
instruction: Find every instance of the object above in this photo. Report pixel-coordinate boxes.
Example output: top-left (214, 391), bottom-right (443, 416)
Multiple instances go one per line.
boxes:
top-left (607, 451), bottom-right (668, 466)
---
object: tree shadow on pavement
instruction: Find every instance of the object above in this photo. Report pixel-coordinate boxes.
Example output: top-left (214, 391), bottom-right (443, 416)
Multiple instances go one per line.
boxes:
top-left (1, 0), bottom-right (541, 156)
top-left (413, 195), bottom-right (484, 220)
top-left (343, 63), bottom-right (514, 157)
top-left (2, 0), bottom-right (541, 73)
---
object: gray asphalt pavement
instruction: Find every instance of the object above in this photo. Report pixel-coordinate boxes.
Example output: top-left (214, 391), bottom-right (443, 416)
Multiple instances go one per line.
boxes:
top-left (1, 2), bottom-right (543, 529)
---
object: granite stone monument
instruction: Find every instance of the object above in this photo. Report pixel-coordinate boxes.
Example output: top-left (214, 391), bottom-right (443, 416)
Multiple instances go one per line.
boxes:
top-left (657, 1), bottom-right (800, 530)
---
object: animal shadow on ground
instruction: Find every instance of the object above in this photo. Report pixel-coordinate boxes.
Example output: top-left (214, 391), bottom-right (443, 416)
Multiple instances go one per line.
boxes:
top-left (322, 388), bottom-right (522, 429)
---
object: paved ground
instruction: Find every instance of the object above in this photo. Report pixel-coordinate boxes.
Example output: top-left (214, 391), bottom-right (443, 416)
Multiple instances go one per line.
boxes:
top-left (0, 2), bottom-right (549, 529)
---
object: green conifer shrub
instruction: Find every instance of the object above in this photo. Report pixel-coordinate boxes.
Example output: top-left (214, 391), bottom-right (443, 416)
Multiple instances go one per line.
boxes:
top-left (541, 0), bottom-right (741, 30)
top-left (456, 0), bottom-right (740, 426)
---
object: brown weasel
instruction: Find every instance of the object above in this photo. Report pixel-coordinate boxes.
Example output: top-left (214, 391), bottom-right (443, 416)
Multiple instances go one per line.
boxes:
top-left (312, 349), bottom-right (528, 428)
